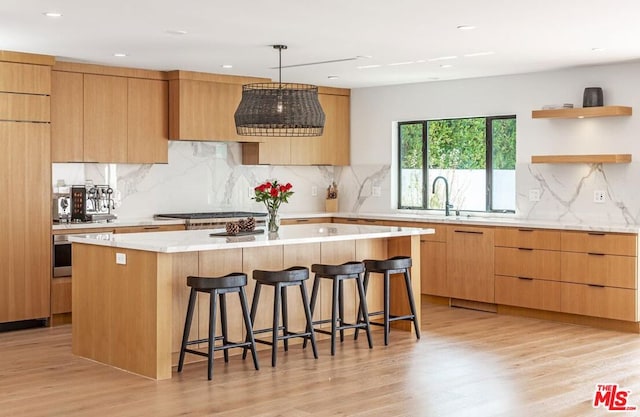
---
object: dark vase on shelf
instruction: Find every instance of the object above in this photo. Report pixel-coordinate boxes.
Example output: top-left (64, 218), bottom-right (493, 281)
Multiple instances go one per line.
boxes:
top-left (583, 87), bottom-right (603, 107)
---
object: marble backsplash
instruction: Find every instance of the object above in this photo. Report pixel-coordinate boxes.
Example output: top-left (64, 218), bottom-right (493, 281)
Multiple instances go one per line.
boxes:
top-left (52, 141), bottom-right (640, 225)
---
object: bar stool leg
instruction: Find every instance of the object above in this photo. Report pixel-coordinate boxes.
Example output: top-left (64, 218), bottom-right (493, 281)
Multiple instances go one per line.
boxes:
top-left (219, 292), bottom-right (229, 363)
top-left (338, 278), bottom-right (345, 343)
top-left (355, 273), bottom-right (373, 349)
top-left (281, 285), bottom-right (289, 352)
top-left (354, 271), bottom-right (370, 341)
top-left (383, 271), bottom-right (390, 346)
top-left (404, 269), bottom-right (421, 339)
top-left (239, 286), bottom-right (260, 370)
top-left (271, 283), bottom-right (282, 367)
top-left (303, 275), bottom-right (321, 349)
top-left (243, 283), bottom-right (262, 360)
top-left (330, 276), bottom-right (339, 356)
top-left (300, 282), bottom-right (318, 359)
top-left (208, 290), bottom-right (218, 380)
top-left (178, 288), bottom-right (197, 373)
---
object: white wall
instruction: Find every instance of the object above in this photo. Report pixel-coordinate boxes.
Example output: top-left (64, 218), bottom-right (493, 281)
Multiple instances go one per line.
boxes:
top-left (348, 61), bottom-right (640, 224)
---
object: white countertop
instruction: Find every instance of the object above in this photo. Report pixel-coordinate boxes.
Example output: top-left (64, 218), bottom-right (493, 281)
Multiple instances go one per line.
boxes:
top-left (53, 211), bottom-right (640, 234)
top-left (52, 217), bottom-right (185, 231)
top-left (67, 223), bottom-right (432, 253)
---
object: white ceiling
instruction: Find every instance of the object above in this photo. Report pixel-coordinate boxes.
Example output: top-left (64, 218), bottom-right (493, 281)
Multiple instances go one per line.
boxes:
top-left (1, 0), bottom-right (639, 88)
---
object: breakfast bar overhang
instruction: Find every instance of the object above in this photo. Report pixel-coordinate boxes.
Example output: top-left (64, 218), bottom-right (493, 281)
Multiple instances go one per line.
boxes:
top-left (69, 223), bottom-right (433, 379)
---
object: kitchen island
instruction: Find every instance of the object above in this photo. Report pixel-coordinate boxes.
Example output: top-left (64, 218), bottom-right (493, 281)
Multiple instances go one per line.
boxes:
top-left (69, 223), bottom-right (433, 379)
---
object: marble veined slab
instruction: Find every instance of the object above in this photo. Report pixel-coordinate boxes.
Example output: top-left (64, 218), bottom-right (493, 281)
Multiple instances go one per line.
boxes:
top-left (67, 223), bottom-right (433, 253)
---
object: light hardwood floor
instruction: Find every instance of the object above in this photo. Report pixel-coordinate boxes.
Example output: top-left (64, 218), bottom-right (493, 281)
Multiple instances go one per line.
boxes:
top-left (2, 298), bottom-right (640, 417)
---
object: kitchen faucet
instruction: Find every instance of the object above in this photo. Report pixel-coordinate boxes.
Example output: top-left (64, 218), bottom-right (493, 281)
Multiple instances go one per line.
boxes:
top-left (431, 176), bottom-right (453, 216)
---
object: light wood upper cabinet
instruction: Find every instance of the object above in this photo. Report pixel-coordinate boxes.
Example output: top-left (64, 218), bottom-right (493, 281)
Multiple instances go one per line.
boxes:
top-left (83, 74), bottom-right (128, 163)
top-left (0, 61), bottom-right (51, 94)
top-left (169, 79), bottom-right (244, 141)
top-left (51, 62), bottom-right (169, 163)
top-left (127, 78), bottom-right (168, 164)
top-left (289, 92), bottom-right (350, 165)
top-left (446, 226), bottom-right (495, 303)
top-left (51, 71), bottom-right (84, 162)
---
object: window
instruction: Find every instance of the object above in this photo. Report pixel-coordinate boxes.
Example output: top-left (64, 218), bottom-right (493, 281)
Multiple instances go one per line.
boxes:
top-left (398, 115), bottom-right (516, 213)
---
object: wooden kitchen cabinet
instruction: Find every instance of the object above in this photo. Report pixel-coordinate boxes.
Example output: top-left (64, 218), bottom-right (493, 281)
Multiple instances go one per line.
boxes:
top-left (0, 61), bottom-right (51, 94)
top-left (51, 62), bottom-right (168, 163)
top-left (127, 78), bottom-right (168, 163)
top-left (114, 224), bottom-right (185, 234)
top-left (289, 92), bottom-right (350, 165)
top-left (242, 89), bottom-right (351, 166)
top-left (0, 121), bottom-right (51, 323)
top-left (51, 70), bottom-right (84, 162)
top-left (419, 224), bottom-right (447, 296)
top-left (559, 230), bottom-right (638, 321)
top-left (446, 226), bottom-right (494, 303)
top-left (84, 74), bottom-right (128, 162)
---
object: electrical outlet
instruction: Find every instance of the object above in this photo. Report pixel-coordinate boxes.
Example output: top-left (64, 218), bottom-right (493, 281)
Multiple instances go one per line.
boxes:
top-left (528, 189), bottom-right (541, 202)
top-left (311, 186), bottom-right (318, 196)
top-left (594, 190), bottom-right (606, 203)
top-left (372, 186), bottom-right (381, 197)
top-left (116, 253), bottom-right (127, 265)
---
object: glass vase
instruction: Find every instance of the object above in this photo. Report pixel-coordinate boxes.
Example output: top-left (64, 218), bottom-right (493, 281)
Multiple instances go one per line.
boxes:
top-left (267, 208), bottom-right (280, 233)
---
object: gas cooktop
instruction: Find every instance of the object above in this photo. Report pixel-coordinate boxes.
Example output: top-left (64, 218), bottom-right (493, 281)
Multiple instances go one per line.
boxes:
top-left (154, 211), bottom-right (267, 220)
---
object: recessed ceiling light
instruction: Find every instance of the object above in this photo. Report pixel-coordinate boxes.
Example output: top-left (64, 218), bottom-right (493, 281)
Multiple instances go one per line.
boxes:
top-left (357, 64), bottom-right (382, 69)
top-left (464, 51), bottom-right (495, 57)
top-left (428, 56), bottom-right (457, 62)
top-left (166, 29), bottom-right (188, 35)
top-left (113, 53), bottom-right (127, 58)
top-left (221, 64), bottom-right (233, 69)
top-left (591, 47), bottom-right (605, 52)
top-left (43, 12), bottom-right (62, 18)
top-left (389, 61), bottom-right (414, 66)
top-left (457, 25), bottom-right (476, 30)
top-left (327, 75), bottom-right (339, 80)
top-left (440, 64), bottom-right (453, 69)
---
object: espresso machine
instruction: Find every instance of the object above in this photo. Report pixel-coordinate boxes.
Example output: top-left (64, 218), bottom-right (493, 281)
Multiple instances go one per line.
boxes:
top-left (70, 185), bottom-right (117, 222)
top-left (52, 192), bottom-right (71, 223)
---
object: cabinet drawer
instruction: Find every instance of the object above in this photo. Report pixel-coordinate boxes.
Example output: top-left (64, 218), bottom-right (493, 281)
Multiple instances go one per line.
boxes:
top-left (0, 62), bottom-right (51, 94)
top-left (114, 224), bottom-right (185, 233)
top-left (0, 93), bottom-right (50, 122)
top-left (417, 224), bottom-right (447, 243)
top-left (561, 252), bottom-right (636, 289)
top-left (560, 282), bottom-right (636, 321)
top-left (495, 275), bottom-right (561, 311)
top-left (561, 231), bottom-right (636, 256)
top-left (51, 277), bottom-right (72, 314)
top-left (281, 218), bottom-right (326, 225)
top-left (495, 247), bottom-right (560, 280)
top-left (494, 227), bottom-right (560, 250)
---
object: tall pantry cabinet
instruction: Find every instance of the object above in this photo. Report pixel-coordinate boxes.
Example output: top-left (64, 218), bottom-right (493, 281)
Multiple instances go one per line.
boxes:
top-left (0, 51), bottom-right (53, 324)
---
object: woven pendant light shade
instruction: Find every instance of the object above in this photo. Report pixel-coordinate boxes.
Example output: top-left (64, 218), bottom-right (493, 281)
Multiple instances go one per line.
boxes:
top-left (235, 45), bottom-right (325, 137)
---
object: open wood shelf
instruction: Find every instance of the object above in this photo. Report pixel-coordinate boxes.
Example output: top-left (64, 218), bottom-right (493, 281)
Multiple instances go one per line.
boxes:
top-left (531, 106), bottom-right (632, 119)
top-left (531, 154), bottom-right (632, 164)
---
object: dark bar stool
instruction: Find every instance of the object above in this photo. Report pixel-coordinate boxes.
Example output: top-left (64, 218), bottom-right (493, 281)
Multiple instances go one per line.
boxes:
top-left (305, 261), bottom-right (373, 356)
top-left (355, 256), bottom-right (420, 346)
top-left (243, 266), bottom-right (318, 367)
top-left (177, 272), bottom-right (259, 380)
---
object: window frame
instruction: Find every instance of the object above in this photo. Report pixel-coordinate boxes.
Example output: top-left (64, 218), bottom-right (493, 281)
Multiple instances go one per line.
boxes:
top-left (397, 114), bottom-right (516, 213)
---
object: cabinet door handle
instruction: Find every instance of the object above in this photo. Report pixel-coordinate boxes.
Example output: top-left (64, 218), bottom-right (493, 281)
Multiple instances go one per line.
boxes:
top-left (517, 276), bottom-right (534, 281)
top-left (295, 219), bottom-right (310, 223)
top-left (364, 219), bottom-right (377, 223)
top-left (454, 230), bottom-right (483, 235)
top-left (587, 252), bottom-right (605, 256)
top-left (346, 218), bottom-right (358, 222)
top-left (143, 226), bottom-right (160, 230)
top-left (517, 228), bottom-right (534, 232)
top-left (587, 232), bottom-right (606, 236)
top-left (517, 247), bottom-right (533, 251)
top-left (588, 284), bottom-right (606, 288)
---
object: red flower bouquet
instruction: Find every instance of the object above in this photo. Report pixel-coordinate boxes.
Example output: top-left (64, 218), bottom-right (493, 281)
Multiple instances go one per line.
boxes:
top-left (253, 180), bottom-right (293, 232)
